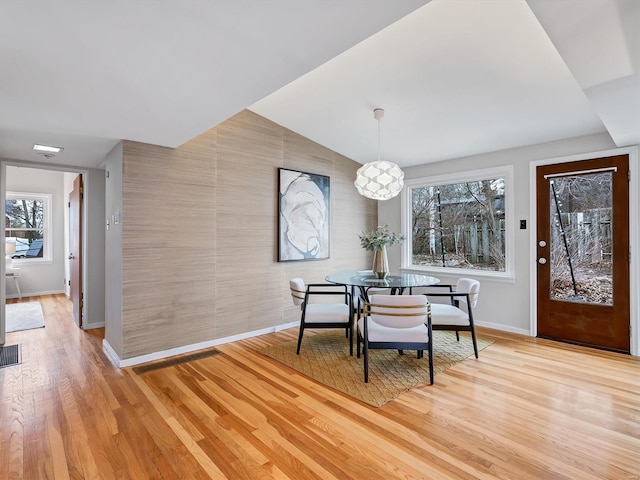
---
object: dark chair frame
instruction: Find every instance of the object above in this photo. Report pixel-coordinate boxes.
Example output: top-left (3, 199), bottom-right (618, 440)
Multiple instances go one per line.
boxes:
top-left (356, 299), bottom-right (433, 384)
top-left (294, 283), bottom-right (353, 356)
top-left (425, 285), bottom-right (479, 358)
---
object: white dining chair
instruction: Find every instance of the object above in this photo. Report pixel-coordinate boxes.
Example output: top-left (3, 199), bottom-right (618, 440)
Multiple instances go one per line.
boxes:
top-left (426, 278), bottom-right (480, 358)
top-left (289, 278), bottom-right (353, 356)
top-left (357, 294), bottom-right (433, 384)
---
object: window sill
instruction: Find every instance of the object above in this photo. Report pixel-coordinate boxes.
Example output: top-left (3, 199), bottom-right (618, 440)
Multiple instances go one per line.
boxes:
top-left (10, 259), bottom-right (52, 266)
top-left (400, 266), bottom-right (516, 284)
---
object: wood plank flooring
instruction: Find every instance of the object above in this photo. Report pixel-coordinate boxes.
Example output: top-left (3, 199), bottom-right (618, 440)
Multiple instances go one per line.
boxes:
top-left (1, 294), bottom-right (639, 479)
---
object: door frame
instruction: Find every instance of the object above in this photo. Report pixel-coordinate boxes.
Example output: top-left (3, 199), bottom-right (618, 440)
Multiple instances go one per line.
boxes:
top-left (69, 174), bottom-right (83, 327)
top-left (1, 160), bottom-right (90, 345)
top-left (529, 146), bottom-right (639, 356)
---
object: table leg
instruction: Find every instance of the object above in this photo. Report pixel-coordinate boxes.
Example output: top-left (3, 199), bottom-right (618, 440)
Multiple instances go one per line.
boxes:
top-left (14, 277), bottom-right (21, 300)
top-left (8, 275), bottom-right (21, 300)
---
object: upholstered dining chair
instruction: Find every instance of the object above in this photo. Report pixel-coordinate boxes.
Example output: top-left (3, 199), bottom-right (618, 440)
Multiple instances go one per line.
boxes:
top-left (425, 278), bottom-right (480, 358)
top-left (289, 278), bottom-right (353, 356)
top-left (357, 294), bottom-right (433, 384)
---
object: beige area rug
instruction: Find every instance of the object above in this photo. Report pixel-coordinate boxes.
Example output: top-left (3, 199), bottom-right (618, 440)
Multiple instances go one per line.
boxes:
top-left (5, 301), bottom-right (45, 333)
top-left (261, 330), bottom-right (492, 407)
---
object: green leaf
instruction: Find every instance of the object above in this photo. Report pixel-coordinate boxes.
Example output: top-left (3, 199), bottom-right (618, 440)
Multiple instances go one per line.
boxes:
top-left (358, 224), bottom-right (405, 251)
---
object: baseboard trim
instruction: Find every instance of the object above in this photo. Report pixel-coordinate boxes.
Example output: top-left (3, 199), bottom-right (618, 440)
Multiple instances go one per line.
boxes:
top-left (475, 320), bottom-right (530, 336)
top-left (83, 321), bottom-right (105, 330)
top-left (6, 289), bottom-right (65, 299)
top-left (274, 321), bottom-right (298, 332)
top-left (103, 321), bottom-right (300, 368)
top-left (102, 339), bottom-right (121, 368)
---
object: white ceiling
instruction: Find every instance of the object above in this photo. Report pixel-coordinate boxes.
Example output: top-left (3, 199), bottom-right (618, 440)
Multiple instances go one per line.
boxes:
top-left (1, 0), bottom-right (638, 169)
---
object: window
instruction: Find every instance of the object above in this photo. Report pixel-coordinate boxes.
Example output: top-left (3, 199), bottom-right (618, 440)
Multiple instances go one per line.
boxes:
top-left (402, 167), bottom-right (513, 277)
top-left (5, 192), bottom-right (52, 263)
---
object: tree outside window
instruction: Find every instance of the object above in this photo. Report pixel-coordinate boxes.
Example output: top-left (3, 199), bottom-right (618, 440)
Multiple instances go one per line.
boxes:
top-left (5, 193), bottom-right (48, 260)
top-left (407, 173), bottom-right (508, 273)
top-left (548, 172), bottom-right (613, 304)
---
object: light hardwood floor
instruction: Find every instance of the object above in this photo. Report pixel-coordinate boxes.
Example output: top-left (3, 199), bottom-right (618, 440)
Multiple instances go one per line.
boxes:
top-left (1, 294), bottom-right (639, 479)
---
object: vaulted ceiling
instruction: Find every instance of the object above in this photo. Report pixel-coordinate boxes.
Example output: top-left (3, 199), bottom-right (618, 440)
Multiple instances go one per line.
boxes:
top-left (1, 0), bottom-right (638, 169)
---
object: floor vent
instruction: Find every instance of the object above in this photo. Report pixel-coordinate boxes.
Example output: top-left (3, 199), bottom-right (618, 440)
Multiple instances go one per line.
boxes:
top-left (132, 348), bottom-right (221, 374)
top-left (0, 344), bottom-right (20, 368)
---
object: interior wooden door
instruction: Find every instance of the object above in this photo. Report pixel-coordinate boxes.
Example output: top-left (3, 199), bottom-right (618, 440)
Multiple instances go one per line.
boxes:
top-left (69, 174), bottom-right (83, 328)
top-left (536, 155), bottom-right (630, 352)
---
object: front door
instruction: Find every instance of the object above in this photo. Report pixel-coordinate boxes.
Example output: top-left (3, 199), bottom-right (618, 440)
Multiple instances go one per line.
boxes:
top-left (536, 155), bottom-right (630, 352)
top-left (69, 174), bottom-right (83, 328)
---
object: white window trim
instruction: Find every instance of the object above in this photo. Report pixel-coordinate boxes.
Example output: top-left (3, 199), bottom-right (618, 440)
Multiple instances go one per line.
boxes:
top-left (400, 165), bottom-right (515, 280)
top-left (6, 191), bottom-right (52, 265)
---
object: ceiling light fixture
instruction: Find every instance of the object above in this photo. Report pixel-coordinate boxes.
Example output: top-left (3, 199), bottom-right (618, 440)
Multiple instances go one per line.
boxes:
top-left (354, 108), bottom-right (404, 201)
top-left (33, 144), bottom-right (63, 153)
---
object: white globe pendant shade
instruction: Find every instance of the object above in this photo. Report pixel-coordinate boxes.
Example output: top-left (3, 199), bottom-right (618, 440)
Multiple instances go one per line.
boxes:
top-left (354, 160), bottom-right (404, 200)
top-left (354, 108), bottom-right (404, 200)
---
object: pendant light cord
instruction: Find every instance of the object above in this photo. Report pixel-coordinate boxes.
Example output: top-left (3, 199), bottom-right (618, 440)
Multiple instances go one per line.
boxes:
top-left (377, 116), bottom-right (381, 162)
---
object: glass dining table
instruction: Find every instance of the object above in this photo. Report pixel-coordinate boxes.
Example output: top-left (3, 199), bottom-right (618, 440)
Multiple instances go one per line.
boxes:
top-left (325, 270), bottom-right (440, 303)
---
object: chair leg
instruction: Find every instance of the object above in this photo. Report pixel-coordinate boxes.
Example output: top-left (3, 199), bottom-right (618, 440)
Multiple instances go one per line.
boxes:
top-left (363, 341), bottom-right (369, 383)
top-left (470, 326), bottom-right (479, 358)
top-left (296, 324), bottom-right (305, 355)
top-left (456, 331), bottom-right (460, 341)
top-left (428, 342), bottom-right (434, 385)
top-left (348, 324), bottom-right (353, 357)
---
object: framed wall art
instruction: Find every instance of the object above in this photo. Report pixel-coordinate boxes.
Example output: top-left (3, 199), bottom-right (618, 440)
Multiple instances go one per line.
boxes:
top-left (278, 168), bottom-right (330, 261)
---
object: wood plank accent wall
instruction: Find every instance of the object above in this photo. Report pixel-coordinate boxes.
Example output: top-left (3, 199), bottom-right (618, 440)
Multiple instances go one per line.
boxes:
top-left (120, 110), bottom-right (376, 359)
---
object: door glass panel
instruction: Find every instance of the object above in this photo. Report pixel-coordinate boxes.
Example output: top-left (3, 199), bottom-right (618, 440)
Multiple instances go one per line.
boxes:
top-left (549, 172), bottom-right (613, 304)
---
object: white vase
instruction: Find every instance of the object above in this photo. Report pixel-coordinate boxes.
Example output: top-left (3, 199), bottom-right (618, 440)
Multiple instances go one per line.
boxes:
top-left (372, 245), bottom-right (389, 279)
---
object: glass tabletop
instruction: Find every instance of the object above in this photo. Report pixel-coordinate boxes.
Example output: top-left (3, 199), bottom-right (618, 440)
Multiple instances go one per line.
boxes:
top-left (325, 270), bottom-right (440, 289)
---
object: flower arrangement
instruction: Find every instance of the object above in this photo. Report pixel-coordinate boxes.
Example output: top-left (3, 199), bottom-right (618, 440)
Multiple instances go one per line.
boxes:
top-left (358, 224), bottom-right (405, 251)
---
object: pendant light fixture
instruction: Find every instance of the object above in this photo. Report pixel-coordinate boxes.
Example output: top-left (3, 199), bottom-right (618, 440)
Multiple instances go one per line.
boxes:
top-left (354, 108), bottom-right (404, 201)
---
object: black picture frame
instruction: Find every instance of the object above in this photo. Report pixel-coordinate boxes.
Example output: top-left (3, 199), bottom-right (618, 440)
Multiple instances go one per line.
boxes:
top-left (278, 168), bottom-right (330, 262)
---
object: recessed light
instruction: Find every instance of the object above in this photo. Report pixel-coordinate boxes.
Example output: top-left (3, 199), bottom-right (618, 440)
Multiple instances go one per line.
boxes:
top-left (33, 144), bottom-right (63, 153)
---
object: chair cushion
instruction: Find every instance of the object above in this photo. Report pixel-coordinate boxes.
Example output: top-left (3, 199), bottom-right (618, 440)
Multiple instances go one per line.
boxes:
top-left (305, 303), bottom-right (350, 324)
top-left (358, 318), bottom-right (430, 343)
top-left (430, 303), bottom-right (470, 326)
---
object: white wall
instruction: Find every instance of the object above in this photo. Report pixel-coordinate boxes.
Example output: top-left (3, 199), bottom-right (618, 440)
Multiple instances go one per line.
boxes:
top-left (379, 132), bottom-right (621, 335)
top-left (104, 142), bottom-right (123, 353)
top-left (83, 168), bottom-right (106, 329)
top-left (6, 166), bottom-right (66, 297)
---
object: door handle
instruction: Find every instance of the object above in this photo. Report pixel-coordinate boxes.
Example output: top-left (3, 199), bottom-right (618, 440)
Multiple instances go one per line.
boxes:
top-left (538, 258), bottom-right (547, 265)
top-left (68, 254), bottom-right (75, 260)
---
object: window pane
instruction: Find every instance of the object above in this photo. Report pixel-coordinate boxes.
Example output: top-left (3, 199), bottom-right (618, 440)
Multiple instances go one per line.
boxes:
top-left (5, 195), bottom-right (47, 261)
top-left (5, 232), bottom-right (44, 258)
top-left (411, 178), bottom-right (505, 271)
top-left (5, 198), bottom-right (44, 229)
top-left (549, 173), bottom-right (612, 305)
